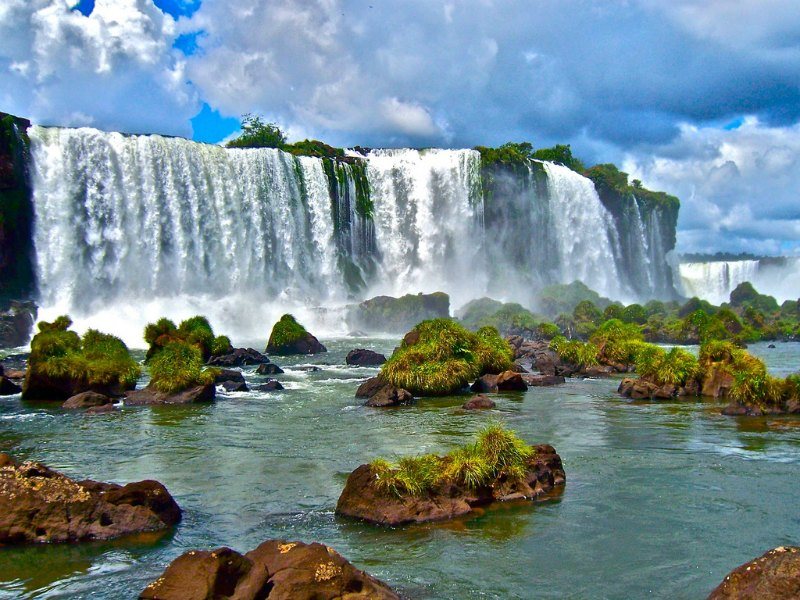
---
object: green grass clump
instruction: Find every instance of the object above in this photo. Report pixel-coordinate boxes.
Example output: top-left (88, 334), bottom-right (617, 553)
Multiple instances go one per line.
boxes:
top-left (380, 319), bottom-right (513, 395)
top-left (634, 344), bottom-right (699, 387)
top-left (144, 315), bottom-right (225, 362)
top-left (27, 316), bottom-right (140, 391)
top-left (589, 319), bottom-right (644, 364)
top-left (148, 341), bottom-right (215, 394)
top-left (549, 336), bottom-right (599, 367)
top-left (368, 424), bottom-right (536, 498)
top-left (266, 314), bottom-right (310, 353)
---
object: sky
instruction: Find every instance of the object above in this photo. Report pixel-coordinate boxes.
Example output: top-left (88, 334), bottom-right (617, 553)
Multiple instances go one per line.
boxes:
top-left (1, 0), bottom-right (799, 256)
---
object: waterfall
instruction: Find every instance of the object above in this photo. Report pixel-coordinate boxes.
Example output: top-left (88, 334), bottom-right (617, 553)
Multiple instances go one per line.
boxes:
top-left (678, 259), bottom-right (800, 304)
top-left (539, 163), bottom-right (623, 299)
top-left (28, 125), bottom-right (675, 345)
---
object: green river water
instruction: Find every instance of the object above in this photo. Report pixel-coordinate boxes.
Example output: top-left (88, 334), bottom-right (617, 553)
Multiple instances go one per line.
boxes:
top-left (1, 339), bottom-right (798, 599)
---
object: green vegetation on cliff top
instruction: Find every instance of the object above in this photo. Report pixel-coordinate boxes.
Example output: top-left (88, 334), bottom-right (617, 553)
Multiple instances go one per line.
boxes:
top-left (144, 315), bottom-right (230, 363)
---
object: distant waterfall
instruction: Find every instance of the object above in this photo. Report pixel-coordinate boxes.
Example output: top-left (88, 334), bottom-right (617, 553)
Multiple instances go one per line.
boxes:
top-left (678, 259), bottom-right (800, 304)
top-left (29, 126), bottom-right (675, 344)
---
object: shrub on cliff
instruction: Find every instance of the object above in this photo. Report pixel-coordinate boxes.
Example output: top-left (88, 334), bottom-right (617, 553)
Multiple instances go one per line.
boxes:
top-left (548, 336), bottom-right (599, 367)
top-left (225, 114), bottom-right (286, 149)
top-left (380, 319), bottom-right (512, 395)
top-left (589, 319), bottom-right (644, 364)
top-left (148, 341), bottom-right (215, 394)
top-left (23, 316), bottom-right (140, 400)
top-left (369, 423), bottom-right (535, 497)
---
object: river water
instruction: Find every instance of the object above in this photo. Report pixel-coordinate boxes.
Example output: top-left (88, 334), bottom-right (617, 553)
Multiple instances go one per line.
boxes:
top-left (1, 340), bottom-right (799, 599)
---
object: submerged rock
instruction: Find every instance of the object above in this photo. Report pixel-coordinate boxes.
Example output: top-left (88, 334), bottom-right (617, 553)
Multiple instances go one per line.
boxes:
top-left (125, 383), bottom-right (215, 406)
top-left (62, 391), bottom-right (113, 409)
top-left (222, 380), bottom-right (249, 392)
top-left (708, 546), bottom-right (800, 599)
top-left (140, 539), bottom-right (399, 600)
top-left (256, 380), bottom-right (284, 392)
top-left (346, 348), bottom-right (387, 367)
top-left (207, 347), bottom-right (270, 367)
top-left (336, 444), bottom-right (565, 526)
top-left (256, 362), bottom-right (284, 375)
top-left (471, 370), bottom-right (528, 393)
top-left (0, 454), bottom-right (181, 544)
top-left (462, 394), bottom-right (496, 409)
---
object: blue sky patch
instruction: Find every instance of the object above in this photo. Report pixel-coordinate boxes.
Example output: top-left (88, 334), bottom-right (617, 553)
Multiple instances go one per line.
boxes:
top-left (191, 103), bottom-right (240, 144)
top-left (71, 0), bottom-right (95, 16)
top-left (153, 0), bottom-right (203, 19)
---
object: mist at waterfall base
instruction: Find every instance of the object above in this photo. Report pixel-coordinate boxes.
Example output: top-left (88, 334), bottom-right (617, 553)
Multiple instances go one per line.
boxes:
top-left (30, 126), bottom-right (669, 347)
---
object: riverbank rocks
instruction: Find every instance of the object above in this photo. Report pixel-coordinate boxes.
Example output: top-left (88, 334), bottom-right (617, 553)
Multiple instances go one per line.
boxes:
top-left (702, 364), bottom-right (735, 399)
top-left (618, 378), bottom-right (678, 400)
top-left (125, 383), bottom-right (215, 406)
top-left (0, 454), bottom-right (181, 544)
top-left (335, 444), bottom-right (565, 526)
top-left (471, 370), bottom-right (528, 393)
top-left (208, 347), bottom-right (271, 367)
top-left (462, 395), bottom-right (496, 409)
top-left (522, 374), bottom-right (566, 386)
top-left (708, 546), bottom-right (800, 599)
top-left (139, 539), bottom-right (399, 600)
top-left (266, 314), bottom-right (327, 355)
top-left (62, 391), bottom-right (113, 409)
top-left (346, 348), bottom-right (387, 366)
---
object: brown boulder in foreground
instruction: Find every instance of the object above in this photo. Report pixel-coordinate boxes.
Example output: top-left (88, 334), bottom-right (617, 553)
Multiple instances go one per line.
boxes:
top-left (139, 539), bottom-right (399, 600)
top-left (708, 546), bottom-right (800, 599)
top-left (336, 444), bottom-right (565, 526)
top-left (0, 453), bottom-right (181, 544)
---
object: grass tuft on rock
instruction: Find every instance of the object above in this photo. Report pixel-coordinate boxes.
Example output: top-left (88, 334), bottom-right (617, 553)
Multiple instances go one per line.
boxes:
top-left (368, 424), bottom-right (535, 498)
top-left (27, 316), bottom-right (140, 391)
top-left (634, 345), bottom-right (699, 387)
top-left (143, 315), bottom-right (227, 363)
top-left (266, 314), bottom-right (309, 352)
top-left (148, 341), bottom-right (215, 394)
top-left (380, 319), bottom-right (513, 395)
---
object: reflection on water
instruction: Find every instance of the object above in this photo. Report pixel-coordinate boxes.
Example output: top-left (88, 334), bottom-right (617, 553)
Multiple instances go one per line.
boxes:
top-left (0, 339), bottom-right (799, 599)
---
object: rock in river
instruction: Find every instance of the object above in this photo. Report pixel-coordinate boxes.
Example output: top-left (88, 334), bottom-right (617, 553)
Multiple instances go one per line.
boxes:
top-left (0, 453), bottom-right (181, 544)
top-left (140, 539), bottom-right (399, 600)
top-left (708, 546), bottom-right (800, 600)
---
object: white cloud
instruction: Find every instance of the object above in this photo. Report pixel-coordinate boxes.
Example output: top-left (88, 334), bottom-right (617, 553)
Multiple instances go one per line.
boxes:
top-left (0, 0), bottom-right (197, 135)
top-left (623, 118), bottom-right (800, 254)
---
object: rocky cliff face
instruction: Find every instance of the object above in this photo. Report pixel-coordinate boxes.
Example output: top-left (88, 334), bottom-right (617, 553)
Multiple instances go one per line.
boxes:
top-left (0, 113), bottom-right (35, 306)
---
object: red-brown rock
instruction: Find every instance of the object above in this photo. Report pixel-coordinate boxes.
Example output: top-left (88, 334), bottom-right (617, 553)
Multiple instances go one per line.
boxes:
top-left (708, 546), bottom-right (800, 599)
top-left (355, 376), bottom-right (387, 398)
top-left (521, 374), bottom-right (566, 386)
top-left (702, 364), bottom-right (735, 399)
top-left (0, 454), bottom-right (181, 544)
top-left (125, 383), bottom-right (215, 406)
top-left (462, 394), bottom-right (496, 409)
top-left (364, 385), bottom-right (413, 407)
top-left (139, 540), bottom-right (399, 600)
top-left (62, 391), bottom-right (113, 409)
top-left (335, 444), bottom-right (565, 526)
top-left (496, 370), bottom-right (528, 391)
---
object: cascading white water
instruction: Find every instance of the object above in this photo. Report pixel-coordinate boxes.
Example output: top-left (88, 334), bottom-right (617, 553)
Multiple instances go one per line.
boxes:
top-left (678, 259), bottom-right (800, 304)
top-left (364, 149), bottom-right (485, 305)
top-left (540, 162), bottom-right (622, 299)
top-left (29, 125), bottom-right (674, 345)
top-left (678, 261), bottom-right (760, 305)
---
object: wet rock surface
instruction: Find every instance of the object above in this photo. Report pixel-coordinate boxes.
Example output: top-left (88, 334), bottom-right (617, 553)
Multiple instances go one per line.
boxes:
top-left (0, 453), bottom-right (181, 544)
top-left (139, 539), bottom-right (399, 600)
top-left (125, 383), bottom-right (216, 406)
top-left (462, 394), bottom-right (496, 409)
top-left (346, 348), bottom-right (387, 367)
top-left (708, 546), bottom-right (800, 600)
top-left (208, 347), bottom-right (271, 367)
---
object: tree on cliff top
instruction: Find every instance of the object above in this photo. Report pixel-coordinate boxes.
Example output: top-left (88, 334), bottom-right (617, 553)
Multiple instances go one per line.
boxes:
top-left (226, 114), bottom-right (287, 149)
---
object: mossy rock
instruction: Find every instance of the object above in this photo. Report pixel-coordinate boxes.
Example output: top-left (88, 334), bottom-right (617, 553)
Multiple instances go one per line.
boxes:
top-left (266, 314), bottom-right (326, 356)
top-left (380, 319), bottom-right (513, 396)
top-left (23, 316), bottom-right (141, 401)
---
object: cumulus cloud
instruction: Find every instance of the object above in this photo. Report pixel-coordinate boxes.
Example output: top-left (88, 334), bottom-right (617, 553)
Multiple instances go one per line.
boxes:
top-left (623, 118), bottom-right (800, 255)
top-left (0, 0), bottom-right (197, 135)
